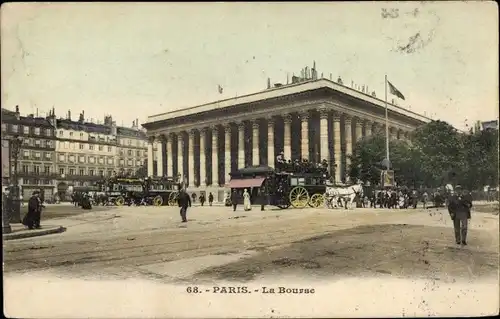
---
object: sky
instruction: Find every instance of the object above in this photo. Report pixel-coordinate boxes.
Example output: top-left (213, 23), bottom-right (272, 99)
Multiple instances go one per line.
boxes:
top-left (1, 2), bottom-right (498, 130)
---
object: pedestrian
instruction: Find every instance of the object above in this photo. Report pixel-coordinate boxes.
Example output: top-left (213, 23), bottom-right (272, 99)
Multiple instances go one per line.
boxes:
top-left (231, 189), bottom-right (239, 211)
top-left (199, 193), bottom-right (206, 206)
top-left (22, 191), bottom-right (41, 230)
top-left (447, 185), bottom-right (473, 245)
top-left (243, 189), bottom-right (252, 211)
top-left (208, 192), bottom-right (214, 206)
top-left (177, 189), bottom-right (192, 223)
top-left (191, 193), bottom-right (197, 203)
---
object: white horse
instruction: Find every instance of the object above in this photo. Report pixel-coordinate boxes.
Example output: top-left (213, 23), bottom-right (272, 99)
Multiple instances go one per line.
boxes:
top-left (325, 184), bottom-right (364, 209)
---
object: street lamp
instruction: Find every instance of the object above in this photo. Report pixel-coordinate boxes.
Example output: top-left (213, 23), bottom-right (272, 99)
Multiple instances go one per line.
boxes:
top-left (10, 135), bottom-right (23, 223)
top-left (2, 135), bottom-right (23, 233)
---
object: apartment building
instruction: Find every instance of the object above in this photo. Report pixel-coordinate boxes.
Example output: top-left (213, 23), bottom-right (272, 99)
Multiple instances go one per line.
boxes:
top-left (1, 106), bottom-right (58, 199)
top-left (53, 111), bottom-right (149, 196)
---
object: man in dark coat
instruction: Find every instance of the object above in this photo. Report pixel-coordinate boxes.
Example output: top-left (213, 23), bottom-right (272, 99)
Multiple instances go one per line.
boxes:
top-left (230, 189), bottom-right (239, 212)
top-left (23, 191), bottom-right (41, 230)
top-left (208, 192), bottom-right (214, 206)
top-left (177, 190), bottom-right (192, 222)
top-left (447, 185), bottom-right (473, 245)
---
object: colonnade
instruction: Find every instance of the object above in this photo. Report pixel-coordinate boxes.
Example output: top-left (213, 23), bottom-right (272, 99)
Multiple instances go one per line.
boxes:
top-left (147, 109), bottom-right (410, 188)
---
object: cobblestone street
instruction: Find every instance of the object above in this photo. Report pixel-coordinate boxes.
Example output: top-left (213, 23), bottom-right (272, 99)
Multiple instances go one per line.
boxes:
top-left (4, 204), bottom-right (499, 317)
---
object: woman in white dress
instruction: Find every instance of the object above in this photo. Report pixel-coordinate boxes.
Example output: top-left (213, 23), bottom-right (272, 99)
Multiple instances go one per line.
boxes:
top-left (243, 189), bottom-right (252, 211)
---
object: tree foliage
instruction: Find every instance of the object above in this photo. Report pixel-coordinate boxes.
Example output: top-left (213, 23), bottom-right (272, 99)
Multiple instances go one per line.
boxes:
top-left (348, 120), bottom-right (499, 190)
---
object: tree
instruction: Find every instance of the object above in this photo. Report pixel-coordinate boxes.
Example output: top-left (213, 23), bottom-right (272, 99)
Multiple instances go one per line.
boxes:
top-left (348, 135), bottom-right (417, 187)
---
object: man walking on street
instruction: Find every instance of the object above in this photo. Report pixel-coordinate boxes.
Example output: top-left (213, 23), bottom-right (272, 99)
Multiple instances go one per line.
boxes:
top-left (177, 189), bottom-right (192, 223)
top-left (231, 189), bottom-right (239, 212)
top-left (208, 192), bottom-right (214, 206)
top-left (447, 185), bottom-right (473, 245)
top-left (22, 191), bottom-right (41, 230)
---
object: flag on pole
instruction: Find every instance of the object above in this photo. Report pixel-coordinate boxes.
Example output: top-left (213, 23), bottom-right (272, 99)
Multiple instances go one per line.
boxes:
top-left (218, 85), bottom-right (223, 94)
top-left (387, 80), bottom-right (405, 100)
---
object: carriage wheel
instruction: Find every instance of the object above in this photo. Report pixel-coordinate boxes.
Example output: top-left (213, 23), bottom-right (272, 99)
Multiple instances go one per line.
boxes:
top-left (308, 193), bottom-right (325, 208)
top-left (115, 196), bottom-right (125, 206)
top-left (289, 186), bottom-right (310, 208)
top-left (168, 191), bottom-right (178, 206)
top-left (153, 195), bottom-right (163, 206)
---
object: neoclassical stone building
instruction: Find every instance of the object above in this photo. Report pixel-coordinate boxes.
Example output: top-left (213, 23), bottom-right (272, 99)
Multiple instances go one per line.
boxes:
top-left (142, 78), bottom-right (429, 199)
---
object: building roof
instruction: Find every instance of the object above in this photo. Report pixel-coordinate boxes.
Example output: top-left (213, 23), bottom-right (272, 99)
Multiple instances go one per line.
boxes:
top-left (117, 126), bottom-right (147, 138)
top-left (145, 78), bottom-right (431, 125)
top-left (56, 118), bottom-right (112, 134)
top-left (1, 108), bottom-right (54, 128)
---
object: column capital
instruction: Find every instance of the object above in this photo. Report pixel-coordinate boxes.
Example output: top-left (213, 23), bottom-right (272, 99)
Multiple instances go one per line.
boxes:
top-left (332, 111), bottom-right (341, 121)
top-left (363, 118), bottom-right (371, 126)
top-left (355, 121), bottom-right (363, 128)
top-left (344, 116), bottom-right (352, 125)
top-left (283, 114), bottom-right (293, 124)
top-left (148, 136), bottom-right (155, 143)
top-left (237, 121), bottom-right (245, 130)
top-left (224, 123), bottom-right (232, 133)
top-left (210, 124), bottom-right (220, 131)
top-left (318, 108), bottom-right (329, 119)
top-left (200, 127), bottom-right (208, 134)
top-left (252, 122), bottom-right (260, 130)
top-left (188, 129), bottom-right (196, 137)
top-left (299, 110), bottom-right (310, 120)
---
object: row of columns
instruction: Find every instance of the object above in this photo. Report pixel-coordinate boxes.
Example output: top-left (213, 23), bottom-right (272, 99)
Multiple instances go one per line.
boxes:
top-left (147, 110), bottom-right (410, 188)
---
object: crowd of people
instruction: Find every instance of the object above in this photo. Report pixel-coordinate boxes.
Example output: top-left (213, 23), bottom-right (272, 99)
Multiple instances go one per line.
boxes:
top-left (276, 152), bottom-right (329, 175)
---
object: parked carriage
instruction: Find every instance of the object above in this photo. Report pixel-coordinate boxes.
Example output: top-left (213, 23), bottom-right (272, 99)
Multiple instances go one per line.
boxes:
top-left (97, 176), bottom-right (180, 206)
top-left (227, 164), bottom-right (329, 209)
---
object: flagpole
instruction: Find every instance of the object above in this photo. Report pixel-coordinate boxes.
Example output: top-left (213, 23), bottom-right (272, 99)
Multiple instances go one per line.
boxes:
top-left (384, 74), bottom-right (390, 169)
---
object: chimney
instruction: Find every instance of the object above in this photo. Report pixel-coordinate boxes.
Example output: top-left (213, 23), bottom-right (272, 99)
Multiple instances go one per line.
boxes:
top-left (52, 106), bottom-right (55, 117)
top-left (305, 66), bottom-right (309, 79)
top-left (36, 108), bottom-right (39, 117)
top-left (267, 78), bottom-right (271, 89)
top-left (15, 105), bottom-right (20, 120)
top-left (68, 110), bottom-right (71, 120)
top-left (351, 80), bottom-right (354, 88)
top-left (330, 73), bottom-right (332, 80)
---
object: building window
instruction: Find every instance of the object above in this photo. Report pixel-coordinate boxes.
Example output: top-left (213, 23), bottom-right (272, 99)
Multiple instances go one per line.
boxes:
top-left (69, 168), bottom-right (75, 175)
top-left (59, 168), bottom-right (65, 175)
top-left (65, 141), bottom-right (69, 149)
top-left (79, 143), bottom-right (84, 150)
top-left (69, 132), bottom-right (73, 137)
top-left (34, 151), bottom-right (41, 158)
top-left (22, 165), bottom-right (29, 173)
top-left (99, 170), bottom-right (104, 176)
top-left (44, 166), bottom-right (51, 174)
top-left (45, 128), bottom-right (52, 136)
top-left (107, 158), bottom-right (113, 165)
top-left (98, 157), bottom-right (104, 164)
top-left (107, 146), bottom-right (112, 152)
top-left (59, 130), bottom-right (64, 136)
top-left (12, 125), bottom-right (18, 133)
top-left (136, 150), bottom-right (140, 156)
top-left (58, 154), bottom-right (65, 162)
top-left (23, 126), bottom-right (29, 134)
top-left (23, 139), bottom-right (30, 146)
top-left (120, 159), bottom-right (124, 165)
top-left (79, 156), bottom-right (85, 163)
top-left (107, 170), bottom-right (113, 176)
top-left (23, 150), bottom-right (30, 158)
top-left (35, 139), bottom-right (41, 146)
top-left (79, 169), bottom-right (84, 175)
top-left (34, 165), bottom-right (40, 174)
top-left (127, 150), bottom-right (132, 156)
top-left (127, 159), bottom-right (133, 166)
top-left (80, 132), bottom-right (84, 139)
top-left (46, 140), bottom-right (53, 148)
top-left (89, 157), bottom-right (95, 164)
top-left (1, 123), bottom-right (6, 131)
top-left (89, 169), bottom-right (94, 176)
top-left (89, 144), bottom-right (94, 150)
top-left (70, 142), bottom-right (75, 149)
top-left (45, 152), bottom-right (52, 160)
top-left (34, 127), bottom-right (40, 135)
top-left (69, 155), bottom-right (75, 163)
top-left (99, 145), bottom-right (103, 151)
top-left (127, 139), bottom-right (132, 146)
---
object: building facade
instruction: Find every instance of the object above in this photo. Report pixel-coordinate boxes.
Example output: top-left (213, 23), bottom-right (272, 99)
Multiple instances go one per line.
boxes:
top-left (1, 107), bottom-right (58, 199)
top-left (143, 77), bottom-right (430, 201)
top-left (1, 107), bottom-right (149, 200)
top-left (53, 111), bottom-right (148, 196)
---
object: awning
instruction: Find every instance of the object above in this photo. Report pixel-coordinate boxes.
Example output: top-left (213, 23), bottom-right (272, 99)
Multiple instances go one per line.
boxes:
top-left (228, 177), bottom-right (266, 188)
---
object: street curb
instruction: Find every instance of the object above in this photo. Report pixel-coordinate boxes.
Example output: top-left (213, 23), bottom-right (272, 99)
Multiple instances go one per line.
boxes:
top-left (3, 226), bottom-right (66, 241)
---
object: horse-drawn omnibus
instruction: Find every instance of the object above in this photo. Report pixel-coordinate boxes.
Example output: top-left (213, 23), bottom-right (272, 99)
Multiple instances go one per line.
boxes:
top-left (97, 176), bottom-right (180, 206)
top-left (227, 163), bottom-right (330, 209)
